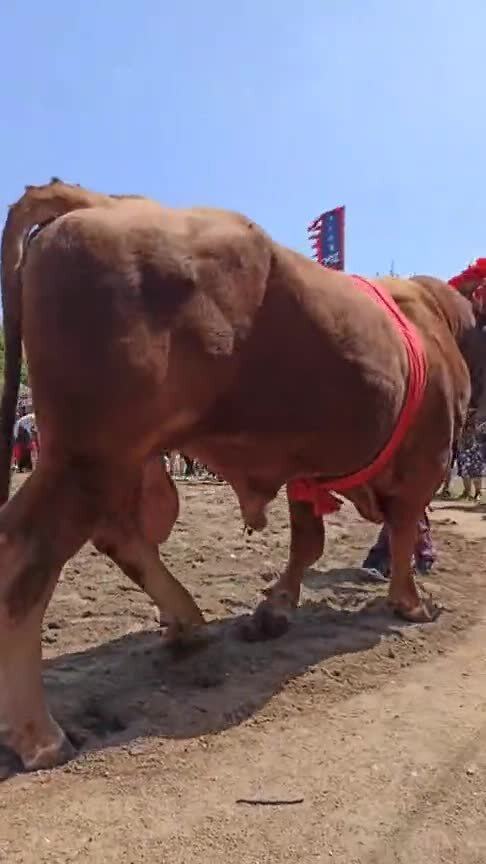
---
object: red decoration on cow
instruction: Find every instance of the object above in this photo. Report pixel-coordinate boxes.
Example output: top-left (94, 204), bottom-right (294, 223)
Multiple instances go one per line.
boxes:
top-left (449, 258), bottom-right (486, 318)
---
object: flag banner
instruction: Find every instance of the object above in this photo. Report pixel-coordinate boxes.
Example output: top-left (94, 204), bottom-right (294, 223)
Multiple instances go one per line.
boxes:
top-left (307, 206), bottom-right (345, 270)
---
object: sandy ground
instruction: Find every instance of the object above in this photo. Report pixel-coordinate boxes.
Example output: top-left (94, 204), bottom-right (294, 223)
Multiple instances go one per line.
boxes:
top-left (1, 480), bottom-right (486, 863)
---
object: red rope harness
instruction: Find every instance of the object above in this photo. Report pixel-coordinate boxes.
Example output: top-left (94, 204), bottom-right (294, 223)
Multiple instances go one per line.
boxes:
top-left (288, 275), bottom-right (428, 515)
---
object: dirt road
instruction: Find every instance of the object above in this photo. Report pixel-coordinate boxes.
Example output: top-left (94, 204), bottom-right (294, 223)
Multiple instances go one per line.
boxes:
top-left (1, 483), bottom-right (485, 863)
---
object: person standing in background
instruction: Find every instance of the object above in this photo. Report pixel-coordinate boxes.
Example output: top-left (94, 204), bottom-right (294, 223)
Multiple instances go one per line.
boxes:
top-left (362, 511), bottom-right (435, 579)
top-left (439, 441), bottom-right (458, 498)
top-left (457, 409), bottom-right (483, 501)
top-left (12, 418), bottom-right (32, 472)
top-left (29, 424), bottom-right (40, 470)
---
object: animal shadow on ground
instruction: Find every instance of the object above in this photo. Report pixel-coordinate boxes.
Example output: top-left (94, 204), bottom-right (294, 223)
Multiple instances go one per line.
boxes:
top-left (434, 501), bottom-right (486, 520)
top-left (32, 566), bottom-right (409, 760)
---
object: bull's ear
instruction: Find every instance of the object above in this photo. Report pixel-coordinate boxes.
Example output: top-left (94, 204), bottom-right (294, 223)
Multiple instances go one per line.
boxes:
top-left (50, 176), bottom-right (62, 184)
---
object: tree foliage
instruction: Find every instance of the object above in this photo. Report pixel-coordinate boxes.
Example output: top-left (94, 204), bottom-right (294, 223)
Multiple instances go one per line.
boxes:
top-left (0, 329), bottom-right (29, 386)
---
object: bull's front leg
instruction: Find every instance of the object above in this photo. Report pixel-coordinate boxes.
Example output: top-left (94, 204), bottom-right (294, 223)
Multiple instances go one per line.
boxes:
top-left (244, 495), bottom-right (325, 640)
top-left (388, 514), bottom-right (440, 622)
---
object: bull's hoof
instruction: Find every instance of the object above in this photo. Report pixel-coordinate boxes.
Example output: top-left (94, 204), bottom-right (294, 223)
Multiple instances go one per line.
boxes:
top-left (0, 715), bottom-right (75, 777)
top-left (157, 604), bottom-right (205, 631)
top-left (20, 729), bottom-right (75, 774)
top-left (162, 622), bottom-right (212, 658)
top-left (240, 599), bottom-right (292, 642)
top-left (390, 595), bottom-right (441, 623)
top-left (154, 609), bottom-right (171, 627)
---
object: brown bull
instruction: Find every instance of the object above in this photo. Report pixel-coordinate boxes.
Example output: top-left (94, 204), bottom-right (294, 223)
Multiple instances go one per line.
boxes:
top-left (0, 179), bottom-right (480, 773)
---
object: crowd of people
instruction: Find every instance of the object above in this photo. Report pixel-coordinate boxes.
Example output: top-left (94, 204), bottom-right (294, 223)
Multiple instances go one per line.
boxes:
top-left (12, 411), bottom-right (39, 473)
top-left (163, 452), bottom-right (222, 481)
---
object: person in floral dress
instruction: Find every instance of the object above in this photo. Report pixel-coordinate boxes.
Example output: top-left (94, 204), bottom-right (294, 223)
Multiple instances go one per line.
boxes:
top-left (457, 410), bottom-right (483, 501)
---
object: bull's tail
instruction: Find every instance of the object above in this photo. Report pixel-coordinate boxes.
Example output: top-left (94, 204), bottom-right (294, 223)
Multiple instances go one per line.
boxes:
top-left (0, 178), bottom-right (124, 504)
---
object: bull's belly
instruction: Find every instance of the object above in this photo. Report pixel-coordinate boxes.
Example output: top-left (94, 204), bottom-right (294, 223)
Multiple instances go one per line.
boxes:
top-left (186, 402), bottom-right (403, 487)
top-left (187, 326), bottom-right (410, 485)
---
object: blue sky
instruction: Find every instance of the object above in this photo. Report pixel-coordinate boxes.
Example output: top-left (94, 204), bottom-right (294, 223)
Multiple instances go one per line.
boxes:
top-left (1, 1), bottom-right (484, 277)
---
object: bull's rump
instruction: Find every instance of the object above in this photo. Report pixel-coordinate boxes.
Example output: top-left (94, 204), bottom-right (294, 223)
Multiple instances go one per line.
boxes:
top-left (21, 203), bottom-right (409, 475)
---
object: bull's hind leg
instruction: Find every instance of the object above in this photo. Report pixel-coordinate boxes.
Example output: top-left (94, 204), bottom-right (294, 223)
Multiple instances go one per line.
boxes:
top-left (387, 512), bottom-right (439, 623)
top-left (95, 526), bottom-right (205, 637)
top-left (247, 497), bottom-right (325, 640)
top-left (0, 465), bottom-right (96, 771)
top-left (94, 456), bottom-right (205, 640)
